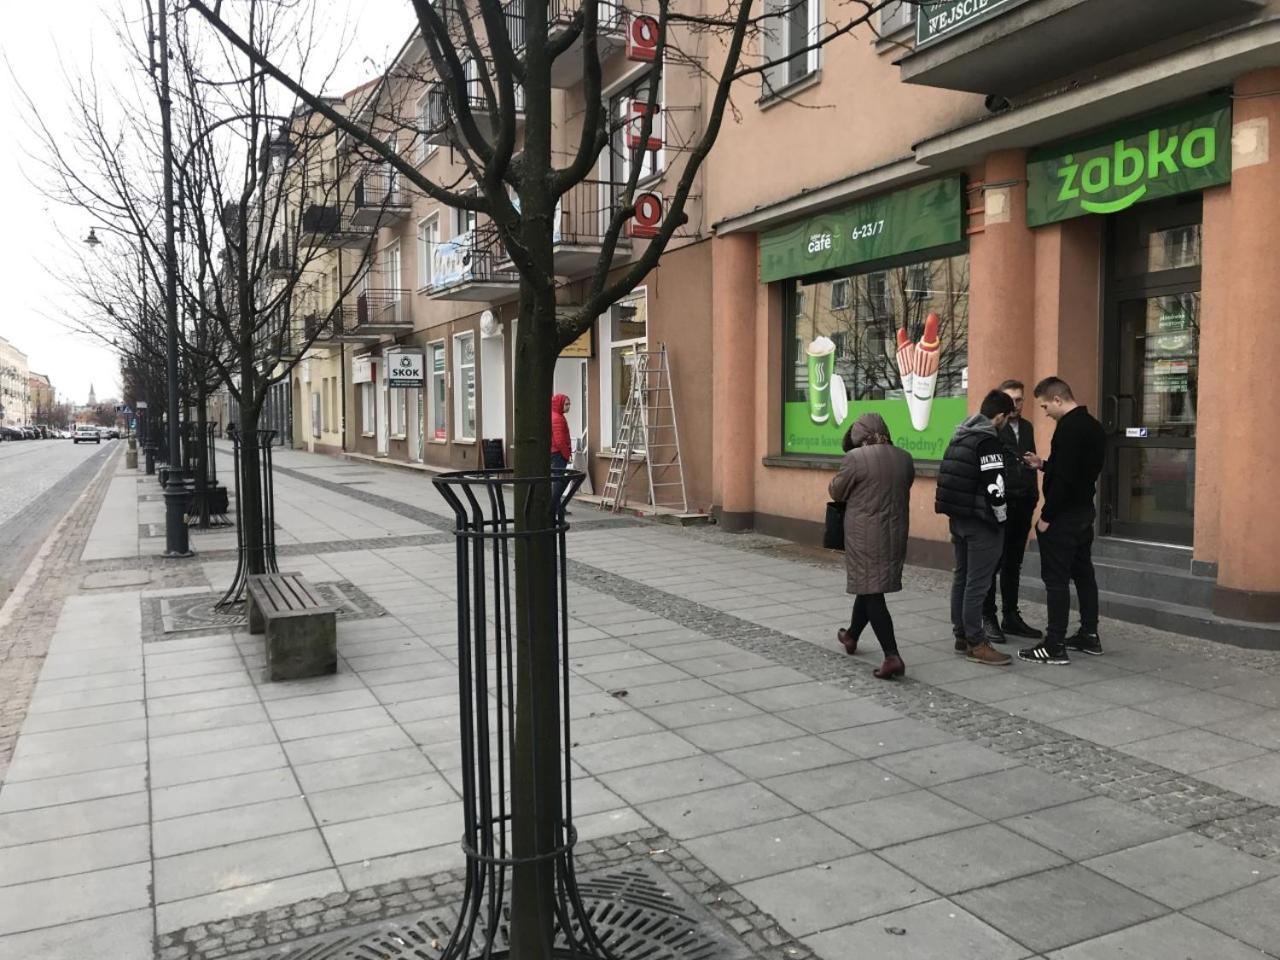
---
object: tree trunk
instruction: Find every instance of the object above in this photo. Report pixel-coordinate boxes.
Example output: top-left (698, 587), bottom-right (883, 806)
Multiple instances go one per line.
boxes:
top-left (239, 353), bottom-right (266, 579)
top-left (195, 390), bottom-right (211, 529)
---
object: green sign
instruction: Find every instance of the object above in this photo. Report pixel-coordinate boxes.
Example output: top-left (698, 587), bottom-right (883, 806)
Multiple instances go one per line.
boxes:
top-left (759, 178), bottom-right (963, 284)
top-left (1027, 98), bottom-right (1231, 227)
top-left (784, 397), bottom-right (968, 461)
top-left (916, 0), bottom-right (1015, 46)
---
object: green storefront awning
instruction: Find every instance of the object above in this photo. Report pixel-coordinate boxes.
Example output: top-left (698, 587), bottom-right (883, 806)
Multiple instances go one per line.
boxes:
top-left (1027, 96), bottom-right (1232, 227)
top-left (758, 177), bottom-right (964, 284)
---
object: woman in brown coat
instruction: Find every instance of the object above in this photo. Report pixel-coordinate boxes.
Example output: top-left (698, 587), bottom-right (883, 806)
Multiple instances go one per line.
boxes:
top-left (828, 412), bottom-right (915, 679)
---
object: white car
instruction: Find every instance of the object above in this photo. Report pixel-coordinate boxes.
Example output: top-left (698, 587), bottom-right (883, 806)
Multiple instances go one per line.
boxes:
top-left (73, 425), bottom-right (101, 445)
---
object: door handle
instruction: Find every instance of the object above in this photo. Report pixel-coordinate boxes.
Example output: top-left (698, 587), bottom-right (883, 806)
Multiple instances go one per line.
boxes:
top-left (1103, 394), bottom-right (1119, 432)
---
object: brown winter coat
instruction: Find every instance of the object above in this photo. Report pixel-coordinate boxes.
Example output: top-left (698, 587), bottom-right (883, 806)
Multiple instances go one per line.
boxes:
top-left (828, 413), bottom-right (915, 595)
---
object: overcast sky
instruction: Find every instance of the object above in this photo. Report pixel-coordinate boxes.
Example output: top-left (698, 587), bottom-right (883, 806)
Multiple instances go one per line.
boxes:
top-left (0, 0), bottom-right (412, 410)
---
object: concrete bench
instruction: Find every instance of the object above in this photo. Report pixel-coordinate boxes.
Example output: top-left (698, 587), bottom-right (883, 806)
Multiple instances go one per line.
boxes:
top-left (246, 572), bottom-right (337, 681)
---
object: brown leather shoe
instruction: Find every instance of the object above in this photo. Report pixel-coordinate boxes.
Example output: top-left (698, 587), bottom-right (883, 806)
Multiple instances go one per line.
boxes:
top-left (837, 628), bottom-right (858, 656)
top-left (873, 655), bottom-right (905, 679)
top-left (965, 641), bottom-right (1012, 666)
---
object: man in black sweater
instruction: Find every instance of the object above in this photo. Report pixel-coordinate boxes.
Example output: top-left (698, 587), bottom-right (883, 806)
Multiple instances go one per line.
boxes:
top-left (1018, 376), bottom-right (1107, 665)
top-left (936, 390), bottom-right (1016, 667)
top-left (983, 379), bottom-right (1042, 641)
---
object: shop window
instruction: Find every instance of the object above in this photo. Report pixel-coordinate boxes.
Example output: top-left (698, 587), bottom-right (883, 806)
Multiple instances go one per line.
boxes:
top-left (361, 381), bottom-right (375, 435)
top-left (762, 0), bottom-right (821, 98)
top-left (453, 332), bottom-right (477, 441)
top-left (428, 341), bottom-right (447, 441)
top-left (602, 289), bottom-right (648, 450)
top-left (783, 252), bottom-right (969, 460)
top-left (608, 72), bottom-right (665, 185)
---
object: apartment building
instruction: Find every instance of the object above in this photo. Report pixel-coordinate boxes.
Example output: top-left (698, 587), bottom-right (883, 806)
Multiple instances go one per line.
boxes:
top-left (0, 336), bottom-right (30, 427)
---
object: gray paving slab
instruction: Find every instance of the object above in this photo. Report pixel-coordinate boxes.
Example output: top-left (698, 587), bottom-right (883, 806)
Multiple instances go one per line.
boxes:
top-left (0, 824), bottom-right (150, 888)
top-left (0, 909), bottom-right (153, 960)
top-left (874, 741), bottom-right (1021, 787)
top-left (1197, 753), bottom-right (1280, 805)
top-left (1118, 729), bottom-right (1268, 774)
top-left (0, 862), bottom-right (152, 936)
top-left (816, 788), bottom-right (985, 850)
top-left (716, 735), bottom-right (858, 779)
top-left (155, 867), bottom-right (344, 934)
top-left (1048, 913), bottom-right (1271, 960)
top-left (637, 782), bottom-right (800, 840)
top-left (1084, 833), bottom-right (1278, 910)
top-left (955, 865), bottom-right (1167, 955)
top-left (292, 747), bottom-right (436, 794)
top-left (684, 814), bottom-right (860, 883)
top-left (740, 682), bottom-right (851, 712)
top-left (1205, 709), bottom-right (1280, 750)
top-left (880, 823), bottom-right (1067, 895)
top-left (283, 725), bottom-right (416, 766)
top-left (597, 754), bottom-right (747, 805)
top-left (805, 898), bottom-right (1033, 960)
top-left (933, 767), bottom-right (1094, 820)
top-left (824, 717), bottom-right (962, 759)
top-left (991, 688), bottom-right (1114, 723)
top-left (1185, 877), bottom-right (1280, 955)
top-left (2, 738), bottom-right (148, 782)
top-left (1047, 707), bottom-right (1188, 747)
top-left (1136, 690), bottom-right (1266, 727)
top-left (573, 731), bottom-right (699, 774)
top-left (154, 828), bottom-right (333, 903)
top-left (1001, 797), bottom-right (1181, 860)
top-left (0, 764), bottom-right (145, 812)
top-left (321, 803), bottom-right (463, 864)
top-left (738, 853), bottom-right (933, 938)
top-left (148, 721), bottom-right (279, 760)
top-left (639, 694), bottom-right (763, 729)
top-left (774, 698), bottom-right (903, 734)
top-left (0, 792), bottom-right (149, 848)
top-left (151, 743), bottom-right (288, 788)
top-left (762, 760), bottom-right (916, 811)
top-left (306, 772), bottom-right (458, 825)
top-left (152, 768), bottom-right (301, 821)
top-left (679, 714), bottom-right (808, 752)
top-left (152, 796), bottom-right (317, 858)
top-left (146, 704), bottom-right (270, 738)
top-left (17, 700), bottom-right (145, 733)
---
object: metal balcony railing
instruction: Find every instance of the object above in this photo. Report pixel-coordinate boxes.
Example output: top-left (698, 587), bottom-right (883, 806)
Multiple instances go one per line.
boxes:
top-left (426, 223), bottom-right (520, 295)
top-left (555, 179), bottom-right (630, 246)
top-left (300, 202), bottom-right (373, 247)
top-left (353, 169), bottom-right (409, 214)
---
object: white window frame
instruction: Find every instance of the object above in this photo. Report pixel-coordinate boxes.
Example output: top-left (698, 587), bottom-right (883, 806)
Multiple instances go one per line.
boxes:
top-left (453, 332), bottom-right (477, 442)
top-left (761, 0), bottom-right (822, 99)
top-left (416, 93), bottom-right (437, 163)
top-left (598, 287), bottom-right (648, 451)
top-left (390, 382), bottom-right (407, 438)
top-left (417, 215), bottom-right (439, 291)
top-left (877, 0), bottom-right (913, 37)
top-left (360, 381), bottom-right (376, 435)
top-left (830, 278), bottom-right (850, 310)
top-left (427, 339), bottom-right (447, 442)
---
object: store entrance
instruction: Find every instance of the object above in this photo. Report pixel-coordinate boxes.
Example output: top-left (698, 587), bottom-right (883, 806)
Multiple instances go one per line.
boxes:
top-left (1100, 196), bottom-right (1201, 545)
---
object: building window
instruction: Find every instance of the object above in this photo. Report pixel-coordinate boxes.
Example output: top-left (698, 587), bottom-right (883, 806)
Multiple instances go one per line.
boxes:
top-left (762, 0), bottom-right (821, 98)
top-left (311, 392), bottom-right (321, 438)
top-left (783, 252), bottom-right (970, 459)
top-left (602, 289), bottom-right (648, 449)
top-left (416, 93), bottom-right (437, 163)
top-left (361, 381), bottom-right (375, 434)
top-left (877, 0), bottom-right (913, 36)
top-left (830, 278), bottom-right (850, 310)
top-left (608, 72), bottom-right (665, 185)
top-left (428, 341), bottom-right (447, 440)
top-left (454, 206), bottom-right (478, 238)
top-left (418, 216), bottom-right (439, 289)
top-left (453, 332), bottom-right (477, 441)
top-left (390, 384), bottom-right (407, 437)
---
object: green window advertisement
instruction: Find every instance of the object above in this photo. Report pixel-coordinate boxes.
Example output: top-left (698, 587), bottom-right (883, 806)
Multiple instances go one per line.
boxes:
top-left (759, 178), bottom-right (963, 284)
top-left (783, 253), bottom-right (970, 461)
top-left (1027, 98), bottom-right (1231, 227)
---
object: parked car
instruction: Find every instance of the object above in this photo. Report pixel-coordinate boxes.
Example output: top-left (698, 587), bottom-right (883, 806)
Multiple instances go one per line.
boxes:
top-left (0, 425), bottom-right (20, 441)
top-left (73, 424), bottom-right (101, 445)
top-left (104, 427), bottom-right (120, 440)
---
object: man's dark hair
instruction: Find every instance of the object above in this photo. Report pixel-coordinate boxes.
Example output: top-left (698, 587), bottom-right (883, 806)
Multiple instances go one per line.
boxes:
top-left (1033, 376), bottom-right (1075, 402)
top-left (980, 389), bottom-right (1016, 419)
top-left (997, 379), bottom-right (1024, 392)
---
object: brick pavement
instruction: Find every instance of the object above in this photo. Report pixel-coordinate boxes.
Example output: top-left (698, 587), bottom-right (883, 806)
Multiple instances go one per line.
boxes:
top-left (6, 446), bottom-right (1280, 959)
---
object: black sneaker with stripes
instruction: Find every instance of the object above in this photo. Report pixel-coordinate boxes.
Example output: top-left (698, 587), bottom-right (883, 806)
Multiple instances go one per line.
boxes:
top-left (1018, 643), bottom-right (1070, 665)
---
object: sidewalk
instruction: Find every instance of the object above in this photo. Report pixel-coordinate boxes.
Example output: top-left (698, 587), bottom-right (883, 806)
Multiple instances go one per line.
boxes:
top-left (4, 444), bottom-right (1280, 958)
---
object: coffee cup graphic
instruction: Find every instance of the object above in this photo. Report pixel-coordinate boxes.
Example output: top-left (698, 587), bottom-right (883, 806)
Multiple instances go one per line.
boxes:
top-left (806, 336), bottom-right (837, 424)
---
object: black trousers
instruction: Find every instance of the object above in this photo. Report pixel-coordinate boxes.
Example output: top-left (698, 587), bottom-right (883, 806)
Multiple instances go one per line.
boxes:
top-left (1037, 510), bottom-right (1099, 647)
top-left (985, 497), bottom-right (1037, 619)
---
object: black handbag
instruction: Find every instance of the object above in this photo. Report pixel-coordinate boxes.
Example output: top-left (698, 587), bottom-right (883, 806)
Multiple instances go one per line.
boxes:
top-left (823, 501), bottom-right (846, 550)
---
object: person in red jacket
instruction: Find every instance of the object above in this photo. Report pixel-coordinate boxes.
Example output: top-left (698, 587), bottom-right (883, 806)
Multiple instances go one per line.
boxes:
top-left (551, 393), bottom-right (573, 514)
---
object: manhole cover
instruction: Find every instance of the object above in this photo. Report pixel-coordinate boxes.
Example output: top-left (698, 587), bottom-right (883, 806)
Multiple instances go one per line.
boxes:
top-left (150, 581), bottom-right (386, 637)
top-left (242, 862), bottom-right (750, 960)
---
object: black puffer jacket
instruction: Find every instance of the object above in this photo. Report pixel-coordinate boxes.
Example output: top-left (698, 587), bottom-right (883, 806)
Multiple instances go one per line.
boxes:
top-left (935, 415), bottom-right (1008, 524)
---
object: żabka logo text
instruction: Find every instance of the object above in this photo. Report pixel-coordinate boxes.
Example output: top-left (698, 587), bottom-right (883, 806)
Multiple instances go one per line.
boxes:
top-left (1055, 124), bottom-right (1217, 215)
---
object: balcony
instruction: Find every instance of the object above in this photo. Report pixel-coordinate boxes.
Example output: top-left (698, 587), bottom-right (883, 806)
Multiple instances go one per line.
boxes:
top-left (266, 242), bottom-right (293, 280)
top-left (503, 0), bottom-right (626, 88)
top-left (424, 224), bottom-right (520, 302)
top-left (898, 0), bottom-right (1266, 95)
top-left (326, 290), bottom-right (414, 342)
top-left (551, 179), bottom-right (632, 275)
top-left (351, 169), bottom-right (412, 229)
top-left (300, 201), bottom-right (374, 249)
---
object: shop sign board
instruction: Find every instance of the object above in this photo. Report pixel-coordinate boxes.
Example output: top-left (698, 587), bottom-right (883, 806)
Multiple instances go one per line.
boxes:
top-left (560, 329), bottom-right (592, 358)
top-left (387, 350), bottom-right (424, 388)
top-left (758, 177), bottom-right (963, 284)
top-left (916, 0), bottom-right (1015, 46)
top-left (1027, 97), bottom-right (1231, 227)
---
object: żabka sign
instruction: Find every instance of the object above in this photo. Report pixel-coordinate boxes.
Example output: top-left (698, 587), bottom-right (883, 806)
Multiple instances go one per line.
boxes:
top-left (1026, 97), bottom-right (1231, 227)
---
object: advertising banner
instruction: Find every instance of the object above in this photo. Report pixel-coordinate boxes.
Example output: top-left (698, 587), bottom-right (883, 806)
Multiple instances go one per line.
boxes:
top-left (784, 397), bottom-right (968, 461)
top-left (1026, 97), bottom-right (1231, 227)
top-left (431, 231), bottom-right (474, 288)
top-left (759, 178), bottom-right (963, 284)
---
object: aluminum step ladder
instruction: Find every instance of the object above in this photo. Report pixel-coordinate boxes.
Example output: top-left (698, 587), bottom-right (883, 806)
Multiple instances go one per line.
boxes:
top-left (598, 343), bottom-right (688, 515)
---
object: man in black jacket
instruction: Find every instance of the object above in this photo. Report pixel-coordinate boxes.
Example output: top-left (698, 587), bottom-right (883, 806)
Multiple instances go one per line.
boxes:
top-left (983, 379), bottom-right (1042, 641)
top-left (936, 390), bottom-right (1015, 666)
top-left (1019, 376), bottom-right (1107, 665)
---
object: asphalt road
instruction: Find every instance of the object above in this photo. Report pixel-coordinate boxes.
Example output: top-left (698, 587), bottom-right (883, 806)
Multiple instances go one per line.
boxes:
top-left (0, 438), bottom-right (113, 605)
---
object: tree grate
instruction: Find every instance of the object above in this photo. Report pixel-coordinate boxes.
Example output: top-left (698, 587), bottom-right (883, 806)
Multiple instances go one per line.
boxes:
top-left (239, 862), bottom-right (751, 960)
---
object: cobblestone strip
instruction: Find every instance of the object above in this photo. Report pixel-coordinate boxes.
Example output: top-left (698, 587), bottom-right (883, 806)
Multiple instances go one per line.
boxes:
top-left (158, 830), bottom-right (814, 960)
top-left (568, 559), bottom-right (1280, 855)
top-left (0, 451), bottom-right (123, 780)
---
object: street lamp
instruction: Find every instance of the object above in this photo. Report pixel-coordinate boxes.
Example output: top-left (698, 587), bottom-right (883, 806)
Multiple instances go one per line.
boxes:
top-left (83, 227), bottom-right (102, 247)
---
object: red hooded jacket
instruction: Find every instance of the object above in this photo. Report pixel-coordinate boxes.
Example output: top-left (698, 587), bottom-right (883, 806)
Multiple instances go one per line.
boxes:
top-left (551, 394), bottom-right (573, 461)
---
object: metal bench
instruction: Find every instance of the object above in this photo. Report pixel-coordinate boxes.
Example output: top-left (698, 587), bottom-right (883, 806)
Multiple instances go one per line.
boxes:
top-left (246, 572), bottom-right (337, 681)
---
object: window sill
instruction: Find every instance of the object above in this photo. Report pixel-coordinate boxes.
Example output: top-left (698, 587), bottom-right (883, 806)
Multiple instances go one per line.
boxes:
top-left (361, 432), bottom-right (375, 438)
top-left (390, 433), bottom-right (407, 441)
top-left (455, 438), bottom-right (477, 445)
top-left (758, 71), bottom-right (822, 111)
top-left (873, 25), bottom-right (914, 55)
top-left (429, 438), bottom-right (449, 445)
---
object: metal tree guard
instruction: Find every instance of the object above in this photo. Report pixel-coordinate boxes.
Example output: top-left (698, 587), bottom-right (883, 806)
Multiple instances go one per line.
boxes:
top-left (217, 427), bottom-right (280, 608)
top-left (432, 469), bottom-right (613, 960)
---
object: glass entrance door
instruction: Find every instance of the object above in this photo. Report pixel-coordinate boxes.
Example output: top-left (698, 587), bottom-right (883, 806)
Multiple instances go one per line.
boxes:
top-left (1101, 198), bottom-right (1201, 545)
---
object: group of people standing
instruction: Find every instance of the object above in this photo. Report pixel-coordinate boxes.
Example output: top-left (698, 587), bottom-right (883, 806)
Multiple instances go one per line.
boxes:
top-left (830, 376), bottom-right (1106, 679)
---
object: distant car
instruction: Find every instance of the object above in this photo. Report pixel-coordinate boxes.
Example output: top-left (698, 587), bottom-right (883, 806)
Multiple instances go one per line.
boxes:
top-left (73, 424), bottom-right (101, 445)
top-left (0, 425), bottom-right (19, 441)
top-left (105, 427), bottom-right (120, 440)
top-left (21, 426), bottom-right (36, 439)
